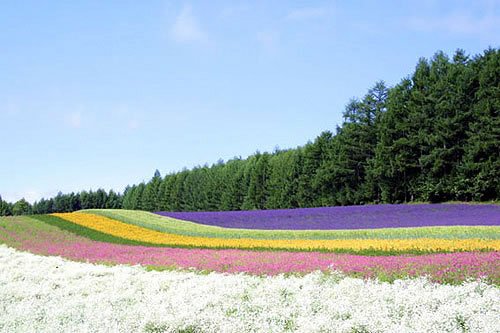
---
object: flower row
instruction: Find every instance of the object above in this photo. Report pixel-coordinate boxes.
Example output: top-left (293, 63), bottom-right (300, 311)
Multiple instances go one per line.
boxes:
top-left (1, 245), bottom-right (499, 333)
top-left (89, 209), bottom-right (500, 240)
top-left (1, 216), bottom-right (499, 282)
top-left (156, 203), bottom-right (500, 230)
top-left (52, 212), bottom-right (500, 253)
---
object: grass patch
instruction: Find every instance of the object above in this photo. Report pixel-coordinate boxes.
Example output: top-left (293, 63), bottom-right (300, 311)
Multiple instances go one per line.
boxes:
top-left (30, 215), bottom-right (162, 247)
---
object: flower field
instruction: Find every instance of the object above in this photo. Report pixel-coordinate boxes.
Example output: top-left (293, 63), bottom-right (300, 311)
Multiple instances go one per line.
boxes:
top-left (1, 215), bottom-right (499, 283)
top-left (42, 211), bottom-right (500, 253)
top-left (0, 204), bottom-right (499, 332)
top-left (1, 245), bottom-right (500, 333)
top-left (0, 204), bottom-right (498, 282)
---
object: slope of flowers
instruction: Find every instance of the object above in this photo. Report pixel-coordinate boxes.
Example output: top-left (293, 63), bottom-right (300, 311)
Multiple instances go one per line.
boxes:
top-left (1, 216), bottom-right (498, 283)
top-left (88, 209), bottom-right (500, 240)
top-left (156, 203), bottom-right (500, 229)
top-left (1, 245), bottom-right (499, 333)
top-left (51, 212), bottom-right (500, 253)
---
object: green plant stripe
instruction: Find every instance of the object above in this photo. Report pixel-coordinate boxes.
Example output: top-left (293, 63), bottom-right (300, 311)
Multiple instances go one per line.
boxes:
top-left (85, 209), bottom-right (500, 240)
top-left (29, 215), bottom-right (163, 247)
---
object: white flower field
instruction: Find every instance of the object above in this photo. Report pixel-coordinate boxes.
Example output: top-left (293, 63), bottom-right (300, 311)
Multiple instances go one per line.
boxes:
top-left (1, 245), bottom-right (498, 333)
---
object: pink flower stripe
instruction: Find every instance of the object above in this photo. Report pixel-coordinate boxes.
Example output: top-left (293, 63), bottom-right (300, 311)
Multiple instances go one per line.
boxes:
top-left (1, 218), bottom-right (498, 283)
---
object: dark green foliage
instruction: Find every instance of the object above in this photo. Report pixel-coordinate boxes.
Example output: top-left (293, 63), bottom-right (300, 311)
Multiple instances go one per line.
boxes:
top-left (220, 158), bottom-right (247, 210)
top-left (29, 189), bottom-right (123, 215)
top-left (0, 196), bottom-right (13, 216)
top-left (141, 170), bottom-right (162, 211)
top-left (297, 132), bottom-right (333, 207)
top-left (314, 82), bottom-right (389, 206)
top-left (266, 149), bottom-right (301, 209)
top-left (457, 48), bottom-right (500, 201)
top-left (12, 198), bottom-right (31, 216)
top-left (106, 190), bottom-right (122, 209)
top-left (244, 152), bottom-right (271, 209)
top-left (1, 48), bottom-right (498, 216)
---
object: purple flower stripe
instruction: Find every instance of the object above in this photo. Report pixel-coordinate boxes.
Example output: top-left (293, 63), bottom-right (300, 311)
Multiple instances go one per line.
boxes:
top-left (156, 204), bottom-right (500, 230)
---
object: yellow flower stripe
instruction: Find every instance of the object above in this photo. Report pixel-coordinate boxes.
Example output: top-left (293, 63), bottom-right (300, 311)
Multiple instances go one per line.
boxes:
top-left (52, 212), bottom-right (500, 252)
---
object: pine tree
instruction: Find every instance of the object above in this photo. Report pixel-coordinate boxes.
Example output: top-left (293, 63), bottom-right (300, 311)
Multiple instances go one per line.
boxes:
top-left (0, 195), bottom-right (13, 216)
top-left (12, 198), bottom-right (32, 216)
top-left (243, 153), bottom-right (271, 209)
top-left (142, 170), bottom-right (162, 211)
top-left (373, 77), bottom-right (415, 202)
top-left (220, 158), bottom-right (246, 210)
top-left (458, 48), bottom-right (500, 200)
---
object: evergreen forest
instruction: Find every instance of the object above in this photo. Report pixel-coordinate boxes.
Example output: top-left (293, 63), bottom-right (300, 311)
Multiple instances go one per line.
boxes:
top-left (1, 48), bottom-right (498, 216)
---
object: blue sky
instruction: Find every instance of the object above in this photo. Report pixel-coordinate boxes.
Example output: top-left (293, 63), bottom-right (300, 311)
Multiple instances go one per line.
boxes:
top-left (1, 1), bottom-right (499, 203)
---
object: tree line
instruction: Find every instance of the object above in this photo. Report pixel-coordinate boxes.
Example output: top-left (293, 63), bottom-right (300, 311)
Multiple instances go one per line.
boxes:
top-left (0, 190), bottom-right (122, 216)
top-left (1, 48), bottom-right (498, 216)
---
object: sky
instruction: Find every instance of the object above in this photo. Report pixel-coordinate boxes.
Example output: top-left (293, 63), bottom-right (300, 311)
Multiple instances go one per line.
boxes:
top-left (1, 0), bottom-right (499, 203)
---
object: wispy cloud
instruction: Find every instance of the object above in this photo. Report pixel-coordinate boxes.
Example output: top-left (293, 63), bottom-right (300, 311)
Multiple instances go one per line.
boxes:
top-left (170, 5), bottom-right (207, 44)
top-left (22, 190), bottom-right (44, 204)
top-left (286, 7), bottom-right (328, 20)
top-left (257, 30), bottom-right (280, 53)
top-left (65, 111), bottom-right (82, 128)
top-left (2, 189), bottom-right (57, 204)
top-left (406, 11), bottom-right (500, 36)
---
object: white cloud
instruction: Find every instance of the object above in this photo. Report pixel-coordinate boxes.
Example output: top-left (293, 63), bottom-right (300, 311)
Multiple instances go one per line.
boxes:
top-left (406, 11), bottom-right (500, 35)
top-left (286, 7), bottom-right (328, 20)
top-left (2, 189), bottom-right (57, 204)
top-left (170, 5), bottom-right (206, 43)
top-left (66, 111), bottom-right (82, 128)
top-left (22, 190), bottom-right (43, 204)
